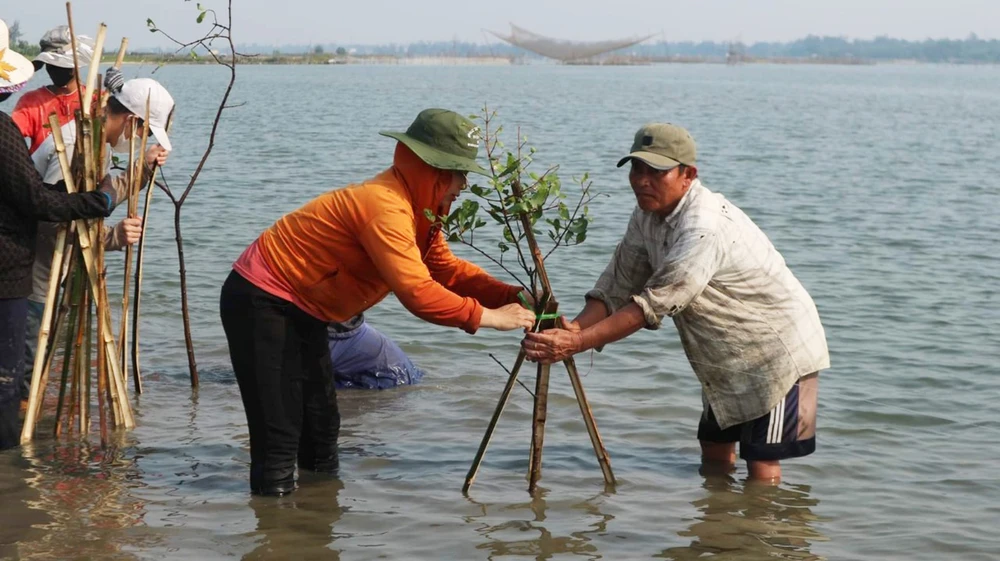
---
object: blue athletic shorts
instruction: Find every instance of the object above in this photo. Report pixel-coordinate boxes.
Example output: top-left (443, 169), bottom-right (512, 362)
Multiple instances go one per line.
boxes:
top-left (697, 373), bottom-right (818, 461)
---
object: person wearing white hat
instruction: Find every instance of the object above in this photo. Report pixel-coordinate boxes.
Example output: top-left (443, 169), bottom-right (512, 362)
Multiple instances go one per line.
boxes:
top-left (10, 25), bottom-right (94, 154)
top-left (20, 74), bottom-right (173, 406)
top-left (0, 19), bottom-right (133, 450)
top-left (0, 20), bottom-right (33, 96)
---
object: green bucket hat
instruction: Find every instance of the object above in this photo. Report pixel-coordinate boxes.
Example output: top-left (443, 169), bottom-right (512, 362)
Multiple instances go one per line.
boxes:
top-left (617, 123), bottom-right (697, 170)
top-left (380, 108), bottom-right (489, 176)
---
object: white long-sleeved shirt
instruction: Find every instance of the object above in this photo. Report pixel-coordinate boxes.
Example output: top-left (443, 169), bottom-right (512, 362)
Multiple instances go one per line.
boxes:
top-left (587, 179), bottom-right (830, 428)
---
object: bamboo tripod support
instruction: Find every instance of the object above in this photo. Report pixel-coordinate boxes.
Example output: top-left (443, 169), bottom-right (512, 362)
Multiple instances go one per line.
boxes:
top-left (463, 179), bottom-right (615, 493)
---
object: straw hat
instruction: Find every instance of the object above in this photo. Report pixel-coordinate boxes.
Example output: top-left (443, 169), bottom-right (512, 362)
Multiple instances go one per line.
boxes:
top-left (0, 19), bottom-right (34, 93)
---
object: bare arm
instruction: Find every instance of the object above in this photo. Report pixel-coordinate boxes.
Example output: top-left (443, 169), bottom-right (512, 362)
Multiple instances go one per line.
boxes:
top-left (524, 301), bottom-right (645, 364)
top-left (570, 297), bottom-right (611, 330)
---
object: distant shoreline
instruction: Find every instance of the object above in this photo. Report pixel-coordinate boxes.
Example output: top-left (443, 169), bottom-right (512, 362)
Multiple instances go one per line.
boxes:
top-left (104, 53), bottom-right (997, 67)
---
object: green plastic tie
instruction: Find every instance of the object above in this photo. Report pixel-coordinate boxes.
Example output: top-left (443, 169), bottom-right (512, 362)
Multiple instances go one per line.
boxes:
top-left (519, 292), bottom-right (560, 321)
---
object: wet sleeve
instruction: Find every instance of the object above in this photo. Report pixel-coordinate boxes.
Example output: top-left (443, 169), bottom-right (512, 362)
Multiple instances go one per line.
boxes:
top-left (585, 210), bottom-right (653, 313)
top-left (423, 230), bottom-right (522, 309)
top-left (631, 227), bottom-right (722, 329)
top-left (357, 208), bottom-right (484, 333)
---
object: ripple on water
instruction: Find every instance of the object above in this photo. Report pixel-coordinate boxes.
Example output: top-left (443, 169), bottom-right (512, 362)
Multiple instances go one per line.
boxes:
top-left (1, 63), bottom-right (999, 560)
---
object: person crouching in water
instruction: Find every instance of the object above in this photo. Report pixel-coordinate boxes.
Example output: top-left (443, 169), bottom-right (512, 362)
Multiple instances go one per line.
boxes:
top-left (221, 108), bottom-right (535, 496)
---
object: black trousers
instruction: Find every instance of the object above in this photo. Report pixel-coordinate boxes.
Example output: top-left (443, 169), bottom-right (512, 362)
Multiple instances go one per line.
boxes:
top-left (0, 297), bottom-right (28, 450)
top-left (220, 271), bottom-right (340, 491)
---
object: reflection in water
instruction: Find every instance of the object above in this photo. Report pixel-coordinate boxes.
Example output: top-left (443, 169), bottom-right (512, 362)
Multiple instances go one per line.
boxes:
top-left (658, 477), bottom-right (827, 561)
top-left (1, 438), bottom-right (147, 560)
top-left (244, 476), bottom-right (345, 561)
top-left (467, 486), bottom-right (614, 560)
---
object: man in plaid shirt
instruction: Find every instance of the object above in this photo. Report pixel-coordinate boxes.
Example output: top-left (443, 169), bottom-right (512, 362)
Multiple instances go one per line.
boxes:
top-left (523, 123), bottom-right (830, 483)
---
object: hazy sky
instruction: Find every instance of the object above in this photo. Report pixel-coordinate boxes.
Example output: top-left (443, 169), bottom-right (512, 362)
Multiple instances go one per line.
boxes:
top-left (5, 0), bottom-right (998, 49)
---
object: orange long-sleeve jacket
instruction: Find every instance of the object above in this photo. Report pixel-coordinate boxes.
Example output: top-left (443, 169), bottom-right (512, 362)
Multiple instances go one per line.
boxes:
top-left (255, 143), bottom-right (521, 333)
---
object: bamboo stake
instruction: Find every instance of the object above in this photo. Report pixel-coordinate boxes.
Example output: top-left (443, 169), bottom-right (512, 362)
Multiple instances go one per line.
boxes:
top-left (528, 302), bottom-right (558, 493)
top-left (54, 258), bottom-right (83, 438)
top-left (94, 80), bottom-right (115, 419)
top-left (81, 24), bottom-right (106, 118)
top-left (96, 252), bottom-right (109, 445)
top-left (20, 117), bottom-right (77, 442)
top-left (463, 350), bottom-right (529, 493)
top-left (117, 118), bottom-right (137, 376)
top-left (119, 100), bottom-right (150, 386)
top-left (79, 291), bottom-right (92, 435)
top-left (67, 288), bottom-right (86, 435)
top-left (563, 357), bottom-right (615, 485)
top-left (99, 37), bottom-right (128, 108)
top-left (115, 38), bottom-right (128, 67)
top-left (132, 111), bottom-right (173, 388)
top-left (33, 242), bottom-right (78, 425)
top-left (95, 113), bottom-right (131, 429)
top-left (65, 3), bottom-right (85, 117)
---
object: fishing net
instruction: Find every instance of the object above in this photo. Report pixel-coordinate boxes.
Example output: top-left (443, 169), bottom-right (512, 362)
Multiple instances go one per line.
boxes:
top-left (490, 23), bottom-right (655, 61)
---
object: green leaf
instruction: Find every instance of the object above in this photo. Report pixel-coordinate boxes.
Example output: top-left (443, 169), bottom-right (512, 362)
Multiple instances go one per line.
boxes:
top-left (498, 242), bottom-right (509, 253)
top-left (499, 153), bottom-right (519, 177)
top-left (424, 208), bottom-right (436, 221)
top-left (529, 183), bottom-right (549, 207)
top-left (448, 233), bottom-right (461, 242)
top-left (197, 11), bottom-right (207, 23)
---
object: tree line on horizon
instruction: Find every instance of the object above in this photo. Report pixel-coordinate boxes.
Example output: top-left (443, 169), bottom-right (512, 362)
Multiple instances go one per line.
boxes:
top-left (14, 23), bottom-right (989, 63)
top-left (220, 34), bottom-right (999, 63)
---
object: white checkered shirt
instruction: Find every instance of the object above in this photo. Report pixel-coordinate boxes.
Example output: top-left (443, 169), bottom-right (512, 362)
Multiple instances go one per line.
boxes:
top-left (587, 180), bottom-right (830, 428)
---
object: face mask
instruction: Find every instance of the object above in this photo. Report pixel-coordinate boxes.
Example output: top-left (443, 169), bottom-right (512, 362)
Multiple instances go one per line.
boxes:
top-left (111, 127), bottom-right (133, 154)
top-left (46, 65), bottom-right (76, 88)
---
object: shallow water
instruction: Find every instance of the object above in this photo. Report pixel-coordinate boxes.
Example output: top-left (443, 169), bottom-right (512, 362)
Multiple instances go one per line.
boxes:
top-left (2, 62), bottom-right (999, 560)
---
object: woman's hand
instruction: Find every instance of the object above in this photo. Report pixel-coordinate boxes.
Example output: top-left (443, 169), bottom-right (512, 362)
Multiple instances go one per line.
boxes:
top-left (480, 303), bottom-right (535, 332)
top-left (145, 145), bottom-right (169, 169)
top-left (107, 216), bottom-right (144, 251)
top-left (117, 216), bottom-right (143, 246)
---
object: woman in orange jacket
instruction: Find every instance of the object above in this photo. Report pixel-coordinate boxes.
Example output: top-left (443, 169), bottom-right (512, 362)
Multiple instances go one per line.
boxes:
top-left (220, 108), bottom-right (535, 496)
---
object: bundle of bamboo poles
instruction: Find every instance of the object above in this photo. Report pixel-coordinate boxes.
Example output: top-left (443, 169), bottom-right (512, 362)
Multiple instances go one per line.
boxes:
top-left (20, 4), bottom-right (148, 446)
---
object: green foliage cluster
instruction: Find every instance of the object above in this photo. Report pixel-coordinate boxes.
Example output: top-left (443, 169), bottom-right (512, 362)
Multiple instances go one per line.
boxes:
top-left (426, 108), bottom-right (597, 295)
